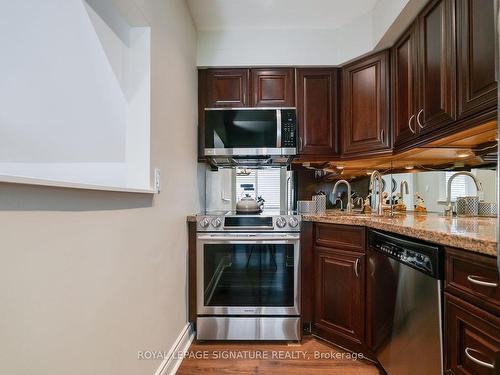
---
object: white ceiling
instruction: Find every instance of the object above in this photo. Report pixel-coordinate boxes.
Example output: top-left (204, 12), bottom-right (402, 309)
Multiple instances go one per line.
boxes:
top-left (187, 0), bottom-right (379, 31)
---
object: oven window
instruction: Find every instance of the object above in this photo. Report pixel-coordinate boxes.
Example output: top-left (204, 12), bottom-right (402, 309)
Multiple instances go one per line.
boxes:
top-left (204, 110), bottom-right (277, 148)
top-left (203, 243), bottom-right (295, 307)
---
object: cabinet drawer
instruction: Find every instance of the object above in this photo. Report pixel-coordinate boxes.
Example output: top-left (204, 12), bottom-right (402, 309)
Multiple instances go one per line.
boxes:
top-left (315, 224), bottom-right (365, 252)
top-left (445, 247), bottom-right (500, 316)
top-left (445, 293), bottom-right (500, 375)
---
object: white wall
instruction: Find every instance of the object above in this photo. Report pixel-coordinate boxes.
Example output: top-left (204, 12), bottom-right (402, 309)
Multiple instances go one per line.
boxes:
top-left (0, 1), bottom-right (203, 375)
top-left (0, 0), bottom-right (150, 189)
top-left (195, 0), bottom-right (414, 67)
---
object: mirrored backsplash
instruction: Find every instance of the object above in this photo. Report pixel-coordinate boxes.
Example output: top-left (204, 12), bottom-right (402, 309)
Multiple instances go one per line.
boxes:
top-left (296, 166), bottom-right (497, 214)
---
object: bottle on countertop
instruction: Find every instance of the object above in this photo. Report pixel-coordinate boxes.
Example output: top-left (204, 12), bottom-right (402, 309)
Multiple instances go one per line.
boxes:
top-left (414, 192), bottom-right (427, 213)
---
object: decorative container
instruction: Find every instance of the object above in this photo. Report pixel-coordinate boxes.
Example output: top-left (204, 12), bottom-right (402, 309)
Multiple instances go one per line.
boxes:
top-left (297, 200), bottom-right (316, 214)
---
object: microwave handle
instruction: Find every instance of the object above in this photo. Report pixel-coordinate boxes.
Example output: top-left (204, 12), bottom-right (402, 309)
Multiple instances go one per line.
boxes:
top-left (276, 109), bottom-right (282, 148)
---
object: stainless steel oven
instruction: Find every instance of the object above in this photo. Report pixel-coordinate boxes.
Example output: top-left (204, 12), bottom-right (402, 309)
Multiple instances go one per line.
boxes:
top-left (195, 212), bottom-right (301, 340)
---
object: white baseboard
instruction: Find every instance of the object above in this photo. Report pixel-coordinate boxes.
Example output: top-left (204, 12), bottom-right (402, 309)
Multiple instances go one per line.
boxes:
top-left (154, 323), bottom-right (194, 375)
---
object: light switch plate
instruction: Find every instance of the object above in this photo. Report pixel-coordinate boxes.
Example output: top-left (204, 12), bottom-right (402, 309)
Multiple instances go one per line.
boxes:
top-left (154, 168), bottom-right (161, 193)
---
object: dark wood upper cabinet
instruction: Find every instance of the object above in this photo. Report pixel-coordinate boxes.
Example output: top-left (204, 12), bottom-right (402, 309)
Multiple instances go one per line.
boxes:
top-left (205, 69), bottom-right (250, 107)
top-left (341, 51), bottom-right (391, 157)
top-left (456, 0), bottom-right (497, 119)
top-left (296, 69), bottom-right (339, 156)
top-left (251, 68), bottom-right (295, 107)
top-left (314, 246), bottom-right (365, 348)
top-left (392, 25), bottom-right (419, 148)
top-left (416, 0), bottom-right (456, 133)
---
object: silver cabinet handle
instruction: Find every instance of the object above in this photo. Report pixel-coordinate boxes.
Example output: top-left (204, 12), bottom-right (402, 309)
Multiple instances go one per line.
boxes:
top-left (354, 258), bottom-right (360, 277)
top-left (465, 348), bottom-right (495, 369)
top-left (299, 137), bottom-right (303, 152)
top-left (408, 114), bottom-right (416, 134)
top-left (467, 275), bottom-right (499, 288)
top-left (416, 109), bottom-right (424, 129)
top-left (380, 129), bottom-right (385, 141)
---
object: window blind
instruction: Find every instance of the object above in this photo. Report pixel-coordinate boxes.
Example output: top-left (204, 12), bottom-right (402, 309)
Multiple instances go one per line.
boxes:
top-left (236, 169), bottom-right (282, 209)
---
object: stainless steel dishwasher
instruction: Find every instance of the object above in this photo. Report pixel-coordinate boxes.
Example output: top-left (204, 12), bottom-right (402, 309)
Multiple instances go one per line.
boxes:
top-left (367, 230), bottom-right (445, 375)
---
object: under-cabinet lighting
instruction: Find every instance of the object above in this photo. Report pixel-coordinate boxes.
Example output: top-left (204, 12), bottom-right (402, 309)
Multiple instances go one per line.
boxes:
top-left (456, 151), bottom-right (471, 158)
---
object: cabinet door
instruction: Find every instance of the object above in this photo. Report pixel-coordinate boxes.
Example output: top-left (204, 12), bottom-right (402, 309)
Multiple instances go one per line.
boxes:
top-left (205, 69), bottom-right (250, 107)
top-left (393, 25), bottom-right (419, 147)
top-left (296, 69), bottom-right (339, 155)
top-left (416, 0), bottom-right (456, 133)
top-left (457, 0), bottom-right (497, 119)
top-left (445, 293), bottom-right (500, 375)
top-left (314, 246), bottom-right (365, 348)
top-left (251, 68), bottom-right (295, 107)
top-left (341, 51), bottom-right (391, 157)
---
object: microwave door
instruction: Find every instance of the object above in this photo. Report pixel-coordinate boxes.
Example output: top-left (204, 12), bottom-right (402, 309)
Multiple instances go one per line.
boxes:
top-left (204, 109), bottom-right (281, 156)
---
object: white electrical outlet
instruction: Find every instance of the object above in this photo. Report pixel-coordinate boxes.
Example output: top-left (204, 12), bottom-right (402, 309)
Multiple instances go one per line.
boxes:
top-left (154, 168), bottom-right (161, 193)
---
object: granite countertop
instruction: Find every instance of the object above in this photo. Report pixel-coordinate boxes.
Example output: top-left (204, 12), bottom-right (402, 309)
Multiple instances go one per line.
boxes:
top-left (302, 211), bottom-right (497, 256)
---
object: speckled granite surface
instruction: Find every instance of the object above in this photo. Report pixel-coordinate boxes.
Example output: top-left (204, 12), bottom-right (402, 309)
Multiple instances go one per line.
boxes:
top-left (302, 211), bottom-right (497, 256)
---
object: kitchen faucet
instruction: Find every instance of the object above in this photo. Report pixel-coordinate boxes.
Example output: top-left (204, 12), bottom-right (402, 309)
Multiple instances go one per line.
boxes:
top-left (444, 171), bottom-right (483, 216)
top-left (332, 180), bottom-right (352, 213)
top-left (369, 171), bottom-right (385, 216)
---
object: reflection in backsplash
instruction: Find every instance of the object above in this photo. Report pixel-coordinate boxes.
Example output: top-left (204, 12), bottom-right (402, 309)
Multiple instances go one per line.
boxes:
top-left (297, 167), bottom-right (497, 214)
top-left (205, 167), bottom-right (295, 212)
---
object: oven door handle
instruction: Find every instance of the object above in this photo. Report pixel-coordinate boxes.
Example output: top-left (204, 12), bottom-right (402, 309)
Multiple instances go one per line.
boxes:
top-left (197, 234), bottom-right (300, 241)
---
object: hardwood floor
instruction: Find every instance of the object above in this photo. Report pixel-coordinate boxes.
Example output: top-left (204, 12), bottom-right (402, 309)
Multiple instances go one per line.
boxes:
top-left (177, 336), bottom-right (381, 374)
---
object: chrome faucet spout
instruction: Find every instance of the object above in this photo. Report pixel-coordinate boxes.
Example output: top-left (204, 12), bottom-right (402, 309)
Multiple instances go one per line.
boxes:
top-left (369, 171), bottom-right (385, 216)
top-left (332, 179), bottom-right (352, 213)
top-left (445, 171), bottom-right (483, 216)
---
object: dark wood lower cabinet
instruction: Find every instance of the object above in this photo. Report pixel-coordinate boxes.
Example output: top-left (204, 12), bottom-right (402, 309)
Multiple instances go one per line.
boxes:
top-left (313, 246), bottom-right (366, 350)
top-left (302, 223), bottom-right (500, 374)
top-left (445, 293), bottom-right (500, 375)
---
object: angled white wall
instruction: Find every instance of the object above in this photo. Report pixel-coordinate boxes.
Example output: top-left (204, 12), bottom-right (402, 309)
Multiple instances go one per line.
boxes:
top-left (0, 1), bottom-right (202, 375)
top-left (0, 0), bottom-right (150, 189)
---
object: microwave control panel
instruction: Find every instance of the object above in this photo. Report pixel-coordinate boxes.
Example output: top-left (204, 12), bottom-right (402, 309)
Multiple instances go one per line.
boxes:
top-left (281, 109), bottom-right (297, 148)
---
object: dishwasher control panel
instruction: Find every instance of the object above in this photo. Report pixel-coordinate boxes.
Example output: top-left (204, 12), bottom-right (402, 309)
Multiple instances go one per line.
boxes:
top-left (376, 243), bottom-right (433, 274)
top-left (368, 230), bottom-right (444, 279)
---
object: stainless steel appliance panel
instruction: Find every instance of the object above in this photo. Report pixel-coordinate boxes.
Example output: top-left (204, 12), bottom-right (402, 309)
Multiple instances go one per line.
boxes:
top-left (197, 317), bottom-right (301, 341)
top-left (203, 108), bottom-right (297, 167)
top-left (369, 249), bottom-right (443, 375)
top-left (368, 230), bottom-right (444, 375)
top-left (196, 232), bottom-right (300, 316)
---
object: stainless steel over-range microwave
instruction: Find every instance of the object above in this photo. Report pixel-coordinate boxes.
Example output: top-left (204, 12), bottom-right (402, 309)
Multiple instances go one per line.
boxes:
top-left (203, 108), bottom-right (297, 158)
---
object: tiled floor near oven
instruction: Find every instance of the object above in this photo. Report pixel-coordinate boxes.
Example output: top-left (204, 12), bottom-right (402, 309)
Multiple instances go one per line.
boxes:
top-left (177, 336), bottom-right (381, 374)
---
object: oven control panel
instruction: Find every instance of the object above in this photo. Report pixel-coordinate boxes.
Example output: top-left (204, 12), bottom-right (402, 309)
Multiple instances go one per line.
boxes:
top-left (196, 214), bottom-right (301, 232)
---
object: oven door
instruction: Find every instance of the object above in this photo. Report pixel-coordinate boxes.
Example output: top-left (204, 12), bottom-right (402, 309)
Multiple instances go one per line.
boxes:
top-left (204, 108), bottom-right (282, 156)
top-left (196, 232), bottom-right (300, 316)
